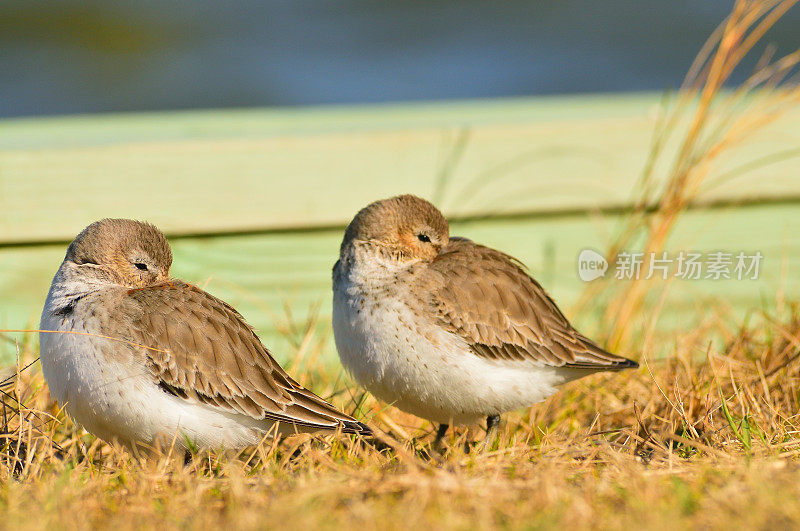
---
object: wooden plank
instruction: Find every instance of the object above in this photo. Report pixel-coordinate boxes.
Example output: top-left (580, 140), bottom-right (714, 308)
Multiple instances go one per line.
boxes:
top-left (2, 94), bottom-right (799, 244)
top-left (0, 94), bottom-right (658, 150)
top-left (3, 203), bottom-right (798, 364)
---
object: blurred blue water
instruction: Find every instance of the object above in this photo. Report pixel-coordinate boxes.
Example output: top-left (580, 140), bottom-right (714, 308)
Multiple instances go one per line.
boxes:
top-left (1, 1), bottom-right (798, 117)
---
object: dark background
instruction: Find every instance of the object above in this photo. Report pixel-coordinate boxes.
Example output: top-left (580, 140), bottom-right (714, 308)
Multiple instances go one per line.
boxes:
top-left (2, 1), bottom-right (799, 118)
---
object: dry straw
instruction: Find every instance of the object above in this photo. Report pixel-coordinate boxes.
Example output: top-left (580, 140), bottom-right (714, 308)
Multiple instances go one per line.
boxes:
top-left (575, 0), bottom-right (800, 352)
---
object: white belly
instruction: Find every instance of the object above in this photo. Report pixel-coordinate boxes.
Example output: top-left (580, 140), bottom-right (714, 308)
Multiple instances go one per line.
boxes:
top-left (39, 303), bottom-right (269, 449)
top-left (333, 278), bottom-right (578, 425)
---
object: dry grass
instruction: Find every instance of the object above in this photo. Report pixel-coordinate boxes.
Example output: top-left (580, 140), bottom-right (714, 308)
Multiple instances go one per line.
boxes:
top-left (576, 0), bottom-right (800, 352)
top-left (1, 301), bottom-right (800, 530)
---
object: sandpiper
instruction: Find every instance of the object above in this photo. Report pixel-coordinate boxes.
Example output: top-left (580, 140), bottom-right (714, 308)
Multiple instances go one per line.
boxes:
top-left (332, 195), bottom-right (637, 444)
top-left (40, 219), bottom-right (369, 450)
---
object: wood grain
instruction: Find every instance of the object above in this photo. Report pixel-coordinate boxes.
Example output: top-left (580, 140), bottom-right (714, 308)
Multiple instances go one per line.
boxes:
top-left (2, 94), bottom-right (799, 244)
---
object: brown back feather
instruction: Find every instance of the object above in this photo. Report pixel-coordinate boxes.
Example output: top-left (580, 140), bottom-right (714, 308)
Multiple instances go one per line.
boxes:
top-left (116, 281), bottom-right (369, 434)
top-left (417, 239), bottom-right (637, 371)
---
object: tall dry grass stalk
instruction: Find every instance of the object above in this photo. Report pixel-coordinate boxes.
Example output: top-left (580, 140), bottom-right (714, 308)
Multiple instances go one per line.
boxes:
top-left (576, 0), bottom-right (800, 352)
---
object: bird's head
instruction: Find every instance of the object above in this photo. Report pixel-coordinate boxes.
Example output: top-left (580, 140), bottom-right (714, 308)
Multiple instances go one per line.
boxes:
top-left (64, 218), bottom-right (172, 289)
top-left (340, 194), bottom-right (450, 264)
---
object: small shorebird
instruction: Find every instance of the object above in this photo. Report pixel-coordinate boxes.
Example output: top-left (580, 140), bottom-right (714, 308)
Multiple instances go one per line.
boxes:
top-left (332, 195), bottom-right (637, 445)
top-left (40, 219), bottom-right (369, 450)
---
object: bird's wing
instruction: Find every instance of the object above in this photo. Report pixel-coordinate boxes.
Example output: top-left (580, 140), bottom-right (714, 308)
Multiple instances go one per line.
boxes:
top-left (415, 239), bottom-right (637, 370)
top-left (117, 280), bottom-right (368, 434)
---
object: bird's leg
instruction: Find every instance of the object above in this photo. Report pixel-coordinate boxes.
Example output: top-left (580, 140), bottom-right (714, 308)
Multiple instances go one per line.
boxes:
top-left (434, 423), bottom-right (449, 450)
top-left (483, 414), bottom-right (501, 449)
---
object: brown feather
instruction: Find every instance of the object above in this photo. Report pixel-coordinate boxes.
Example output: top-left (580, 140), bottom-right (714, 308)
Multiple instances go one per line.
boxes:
top-left (111, 280), bottom-right (368, 434)
top-left (415, 239), bottom-right (637, 371)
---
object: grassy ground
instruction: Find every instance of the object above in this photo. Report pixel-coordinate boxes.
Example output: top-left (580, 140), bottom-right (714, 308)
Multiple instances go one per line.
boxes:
top-left (2, 299), bottom-right (800, 530)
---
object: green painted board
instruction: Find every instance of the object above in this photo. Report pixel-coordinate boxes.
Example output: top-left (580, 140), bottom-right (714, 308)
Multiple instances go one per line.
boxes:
top-left (1, 93), bottom-right (799, 244)
top-left (2, 203), bottom-right (798, 365)
top-left (1, 94), bottom-right (799, 365)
